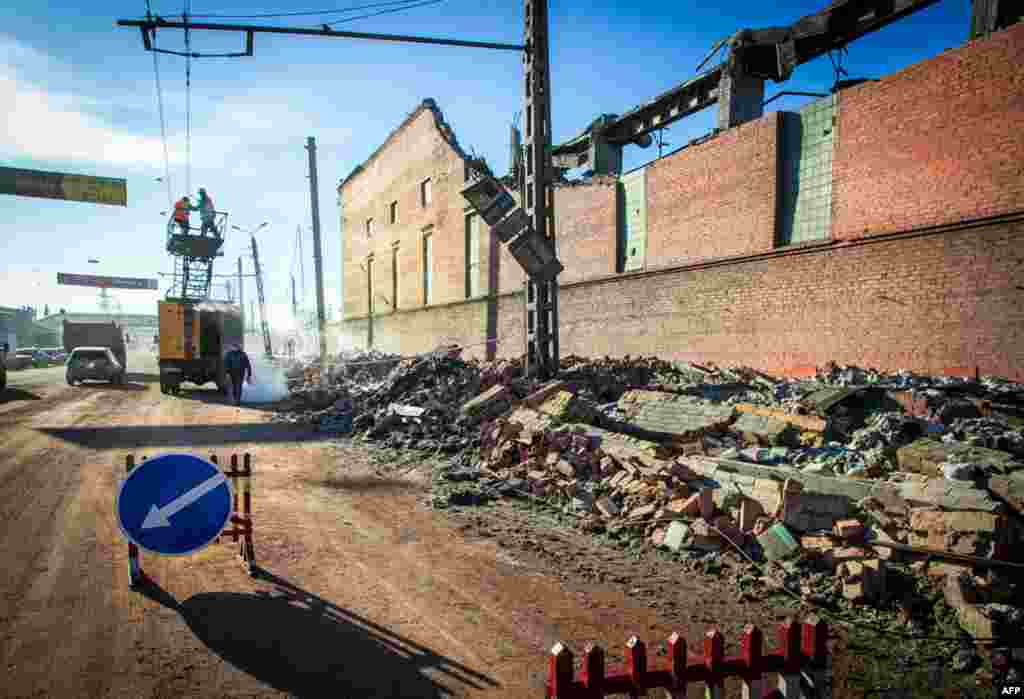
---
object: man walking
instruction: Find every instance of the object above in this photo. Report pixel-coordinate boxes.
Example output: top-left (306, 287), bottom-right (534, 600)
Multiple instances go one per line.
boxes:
top-left (223, 343), bottom-right (252, 406)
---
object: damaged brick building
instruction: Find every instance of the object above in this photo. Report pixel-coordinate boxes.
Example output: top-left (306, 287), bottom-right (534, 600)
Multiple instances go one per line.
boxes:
top-left (339, 22), bottom-right (1024, 380)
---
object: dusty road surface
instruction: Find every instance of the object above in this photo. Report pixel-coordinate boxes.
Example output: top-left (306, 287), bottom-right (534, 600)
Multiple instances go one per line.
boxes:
top-left (0, 351), bottom-right (891, 698)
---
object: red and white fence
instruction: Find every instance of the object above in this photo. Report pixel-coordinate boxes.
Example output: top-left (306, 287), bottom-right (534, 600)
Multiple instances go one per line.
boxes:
top-left (547, 617), bottom-right (830, 699)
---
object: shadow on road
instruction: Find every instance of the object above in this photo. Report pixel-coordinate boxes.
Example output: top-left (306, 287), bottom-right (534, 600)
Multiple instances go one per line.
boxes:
top-left (126, 372), bottom-right (161, 384)
top-left (71, 381), bottom-right (147, 392)
top-left (133, 568), bottom-right (499, 698)
top-left (38, 422), bottom-right (330, 448)
top-left (0, 388), bottom-right (42, 403)
top-left (172, 386), bottom-right (292, 414)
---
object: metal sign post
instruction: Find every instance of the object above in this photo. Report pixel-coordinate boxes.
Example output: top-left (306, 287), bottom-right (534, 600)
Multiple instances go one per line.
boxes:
top-left (120, 453), bottom-right (255, 588)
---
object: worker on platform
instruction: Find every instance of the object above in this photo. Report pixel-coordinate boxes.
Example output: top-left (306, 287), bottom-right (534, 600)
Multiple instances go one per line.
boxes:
top-left (173, 195), bottom-right (197, 235)
top-left (197, 187), bottom-right (218, 237)
top-left (223, 343), bottom-right (252, 406)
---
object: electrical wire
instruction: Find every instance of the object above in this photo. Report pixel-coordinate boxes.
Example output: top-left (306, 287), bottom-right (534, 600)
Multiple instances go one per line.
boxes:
top-left (190, 0), bottom-right (436, 20)
top-left (146, 0), bottom-right (174, 209)
top-left (324, 0), bottom-right (442, 26)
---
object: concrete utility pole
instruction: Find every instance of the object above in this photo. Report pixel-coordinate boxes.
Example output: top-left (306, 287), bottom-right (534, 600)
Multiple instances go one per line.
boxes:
top-left (237, 256), bottom-right (244, 335)
top-left (306, 137), bottom-right (328, 367)
top-left (523, 0), bottom-right (559, 379)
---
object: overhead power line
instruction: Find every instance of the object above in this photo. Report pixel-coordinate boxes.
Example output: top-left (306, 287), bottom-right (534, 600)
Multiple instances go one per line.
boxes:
top-left (325, 0), bottom-right (442, 26)
top-left (189, 0), bottom-right (437, 20)
top-left (146, 0), bottom-right (174, 208)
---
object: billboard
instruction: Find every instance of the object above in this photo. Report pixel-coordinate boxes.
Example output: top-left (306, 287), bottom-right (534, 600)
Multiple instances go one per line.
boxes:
top-left (57, 273), bottom-right (158, 290)
top-left (0, 167), bottom-right (127, 207)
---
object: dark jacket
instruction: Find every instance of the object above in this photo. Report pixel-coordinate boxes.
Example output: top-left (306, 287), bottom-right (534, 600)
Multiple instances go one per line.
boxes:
top-left (224, 349), bottom-right (252, 379)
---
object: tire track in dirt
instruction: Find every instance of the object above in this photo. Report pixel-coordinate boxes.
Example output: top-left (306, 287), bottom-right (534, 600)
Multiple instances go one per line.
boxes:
top-left (0, 383), bottom-right (166, 697)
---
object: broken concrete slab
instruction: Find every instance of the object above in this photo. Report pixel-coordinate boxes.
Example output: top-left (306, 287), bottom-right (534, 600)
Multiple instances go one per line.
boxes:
top-left (896, 438), bottom-right (1021, 476)
top-left (733, 403), bottom-right (827, 433)
top-left (731, 412), bottom-right (801, 447)
top-left (781, 490), bottom-right (852, 533)
top-left (895, 479), bottom-right (1003, 512)
top-left (625, 396), bottom-right (736, 441)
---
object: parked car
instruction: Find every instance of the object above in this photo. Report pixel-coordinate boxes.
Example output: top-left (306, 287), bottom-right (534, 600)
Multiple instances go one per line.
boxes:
top-left (66, 347), bottom-right (124, 385)
top-left (43, 348), bottom-right (67, 363)
top-left (10, 350), bottom-right (37, 370)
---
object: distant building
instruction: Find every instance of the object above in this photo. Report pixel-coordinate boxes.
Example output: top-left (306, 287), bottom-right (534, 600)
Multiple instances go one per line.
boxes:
top-left (0, 306), bottom-right (57, 348)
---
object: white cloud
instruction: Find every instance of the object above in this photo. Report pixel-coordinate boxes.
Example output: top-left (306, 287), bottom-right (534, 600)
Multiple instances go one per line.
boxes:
top-left (0, 34), bottom-right (353, 176)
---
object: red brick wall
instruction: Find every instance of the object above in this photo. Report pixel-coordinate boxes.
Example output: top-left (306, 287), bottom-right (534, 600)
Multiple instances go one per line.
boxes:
top-left (645, 113), bottom-right (780, 267)
top-left (553, 179), bottom-right (618, 284)
top-left (538, 220), bottom-right (1024, 379)
top-left (341, 105), bottom-right (481, 319)
top-left (833, 22), bottom-right (1024, 240)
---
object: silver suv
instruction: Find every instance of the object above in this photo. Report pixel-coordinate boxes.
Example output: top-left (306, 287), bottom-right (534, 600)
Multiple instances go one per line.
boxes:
top-left (66, 347), bottom-right (124, 385)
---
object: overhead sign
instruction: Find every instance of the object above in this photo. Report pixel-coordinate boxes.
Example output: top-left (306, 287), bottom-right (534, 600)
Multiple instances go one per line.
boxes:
top-left (0, 167), bottom-right (127, 206)
top-left (58, 273), bottom-right (158, 290)
top-left (116, 453), bottom-right (234, 556)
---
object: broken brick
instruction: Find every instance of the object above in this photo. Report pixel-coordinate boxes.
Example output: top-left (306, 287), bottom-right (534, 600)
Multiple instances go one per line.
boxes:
top-left (595, 497), bottom-right (620, 518)
top-left (555, 460), bottom-right (576, 479)
top-left (738, 497), bottom-right (765, 532)
top-left (699, 487), bottom-right (715, 520)
top-left (834, 519), bottom-right (866, 543)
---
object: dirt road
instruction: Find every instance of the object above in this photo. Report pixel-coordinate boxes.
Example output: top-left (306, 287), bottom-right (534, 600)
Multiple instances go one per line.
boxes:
top-left (0, 353), bottom-right (847, 698)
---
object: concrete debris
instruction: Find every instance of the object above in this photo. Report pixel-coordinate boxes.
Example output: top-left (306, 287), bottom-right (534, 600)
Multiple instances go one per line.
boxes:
top-left (271, 352), bottom-right (1024, 632)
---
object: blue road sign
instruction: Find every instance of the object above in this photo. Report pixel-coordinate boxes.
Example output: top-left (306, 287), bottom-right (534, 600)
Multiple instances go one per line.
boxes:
top-left (116, 453), bottom-right (234, 556)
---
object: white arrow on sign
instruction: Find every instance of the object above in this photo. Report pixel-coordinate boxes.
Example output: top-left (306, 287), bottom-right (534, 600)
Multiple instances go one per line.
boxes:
top-left (141, 471), bottom-right (228, 529)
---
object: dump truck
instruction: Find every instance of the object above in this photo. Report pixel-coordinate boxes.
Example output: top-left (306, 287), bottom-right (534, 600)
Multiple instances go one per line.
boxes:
top-left (63, 320), bottom-right (127, 371)
top-left (158, 299), bottom-right (242, 395)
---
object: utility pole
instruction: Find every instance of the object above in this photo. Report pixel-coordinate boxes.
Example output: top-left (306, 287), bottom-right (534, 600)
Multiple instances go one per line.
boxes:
top-left (291, 275), bottom-right (297, 317)
top-left (237, 256), bottom-right (244, 335)
top-left (306, 137), bottom-right (328, 366)
top-left (523, 0), bottom-right (559, 379)
top-left (251, 235), bottom-right (274, 359)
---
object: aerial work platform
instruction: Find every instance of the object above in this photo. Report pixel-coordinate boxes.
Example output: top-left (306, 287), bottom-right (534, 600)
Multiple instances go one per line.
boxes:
top-left (166, 211), bottom-right (228, 259)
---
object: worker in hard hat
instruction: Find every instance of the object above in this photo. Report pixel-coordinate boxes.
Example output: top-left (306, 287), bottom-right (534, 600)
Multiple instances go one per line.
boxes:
top-left (197, 188), bottom-right (218, 237)
top-left (173, 195), bottom-right (197, 235)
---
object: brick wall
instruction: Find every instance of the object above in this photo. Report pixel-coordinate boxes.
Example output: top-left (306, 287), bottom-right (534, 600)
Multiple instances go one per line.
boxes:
top-left (833, 22), bottom-right (1024, 240)
top-left (341, 103), bottom-right (485, 319)
top-left (553, 179), bottom-right (618, 284)
top-left (645, 113), bottom-right (780, 267)
top-left (339, 29), bottom-right (1024, 377)
top-left (541, 219), bottom-right (1024, 379)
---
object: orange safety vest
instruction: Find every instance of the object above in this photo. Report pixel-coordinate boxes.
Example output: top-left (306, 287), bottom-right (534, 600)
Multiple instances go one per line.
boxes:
top-left (173, 198), bottom-right (190, 223)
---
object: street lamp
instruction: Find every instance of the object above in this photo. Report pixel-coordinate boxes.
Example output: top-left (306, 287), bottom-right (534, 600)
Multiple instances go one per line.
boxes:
top-left (231, 221), bottom-right (268, 235)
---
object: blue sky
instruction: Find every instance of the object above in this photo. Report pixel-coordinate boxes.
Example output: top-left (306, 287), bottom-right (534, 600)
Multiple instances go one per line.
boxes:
top-left (1, 0), bottom-right (971, 333)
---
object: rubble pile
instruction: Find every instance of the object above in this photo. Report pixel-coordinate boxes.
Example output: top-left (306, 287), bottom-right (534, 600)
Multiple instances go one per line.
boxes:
top-left (273, 350), bottom-right (1024, 649)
